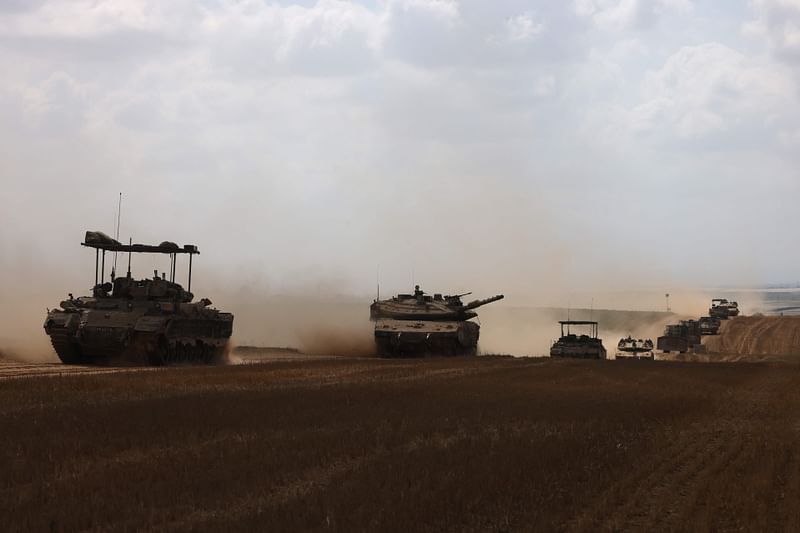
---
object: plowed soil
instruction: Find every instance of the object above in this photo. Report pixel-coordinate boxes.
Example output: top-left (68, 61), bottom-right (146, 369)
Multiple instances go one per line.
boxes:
top-left (703, 316), bottom-right (800, 360)
top-left (2, 357), bottom-right (799, 532)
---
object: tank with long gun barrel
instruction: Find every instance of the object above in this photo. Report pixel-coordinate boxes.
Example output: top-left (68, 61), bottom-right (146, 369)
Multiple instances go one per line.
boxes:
top-left (464, 295), bottom-right (505, 311)
top-left (371, 287), bottom-right (504, 357)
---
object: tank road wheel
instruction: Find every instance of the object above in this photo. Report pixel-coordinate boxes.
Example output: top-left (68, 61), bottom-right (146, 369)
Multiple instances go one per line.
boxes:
top-left (147, 336), bottom-right (168, 366)
top-left (374, 337), bottom-right (393, 358)
top-left (196, 342), bottom-right (210, 364)
top-left (49, 329), bottom-right (85, 365)
top-left (203, 343), bottom-right (227, 365)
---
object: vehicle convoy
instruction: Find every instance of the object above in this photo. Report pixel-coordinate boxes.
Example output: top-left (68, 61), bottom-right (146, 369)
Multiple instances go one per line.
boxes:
top-left (657, 320), bottom-right (702, 354)
top-left (616, 336), bottom-right (655, 359)
top-left (43, 231), bottom-right (233, 366)
top-left (550, 321), bottom-right (607, 359)
top-left (370, 286), bottom-right (504, 357)
top-left (709, 298), bottom-right (740, 320)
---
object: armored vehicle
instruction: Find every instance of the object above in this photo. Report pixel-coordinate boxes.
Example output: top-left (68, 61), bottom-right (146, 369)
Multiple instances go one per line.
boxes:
top-left (550, 321), bottom-right (607, 359)
top-left (657, 320), bottom-right (702, 354)
top-left (43, 231), bottom-right (233, 366)
top-left (616, 336), bottom-right (654, 359)
top-left (709, 298), bottom-right (740, 320)
top-left (698, 316), bottom-right (721, 335)
top-left (370, 286), bottom-right (504, 357)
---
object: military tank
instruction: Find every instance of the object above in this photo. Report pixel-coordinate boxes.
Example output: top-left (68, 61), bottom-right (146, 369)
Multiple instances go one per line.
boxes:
top-left (550, 320), bottom-right (607, 359)
top-left (709, 298), bottom-right (740, 320)
top-left (43, 231), bottom-right (233, 366)
top-left (616, 336), bottom-right (654, 359)
top-left (657, 320), bottom-right (702, 354)
top-left (698, 316), bottom-right (721, 335)
top-left (370, 286), bottom-right (504, 357)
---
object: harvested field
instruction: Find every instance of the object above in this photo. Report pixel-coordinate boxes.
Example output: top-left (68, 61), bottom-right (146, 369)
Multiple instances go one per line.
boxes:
top-left (2, 357), bottom-right (800, 532)
top-left (703, 316), bottom-right (800, 360)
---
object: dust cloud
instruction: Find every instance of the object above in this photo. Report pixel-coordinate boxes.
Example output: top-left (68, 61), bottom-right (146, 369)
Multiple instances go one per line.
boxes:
top-left (207, 284), bottom-right (376, 356)
top-left (0, 237), bottom-right (771, 362)
top-left (0, 291), bottom-right (60, 363)
top-left (478, 306), bottom-right (678, 356)
top-left (0, 272), bottom-right (771, 361)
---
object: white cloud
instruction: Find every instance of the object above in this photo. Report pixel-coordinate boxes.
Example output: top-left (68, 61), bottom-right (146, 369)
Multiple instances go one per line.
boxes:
top-left (390, 0), bottom-right (459, 21)
top-left (628, 43), bottom-right (796, 141)
top-left (533, 74), bottom-right (556, 96)
top-left (1, 0), bottom-right (800, 293)
top-left (745, 0), bottom-right (800, 62)
top-left (505, 12), bottom-right (545, 42)
top-left (575, 0), bottom-right (692, 31)
top-left (0, 0), bottom-right (176, 37)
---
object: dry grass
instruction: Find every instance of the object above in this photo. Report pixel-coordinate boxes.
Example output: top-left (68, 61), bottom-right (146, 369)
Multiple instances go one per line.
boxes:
top-left (2, 357), bottom-right (800, 532)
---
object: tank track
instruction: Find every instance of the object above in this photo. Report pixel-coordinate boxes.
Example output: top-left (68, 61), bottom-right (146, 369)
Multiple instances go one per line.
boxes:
top-left (147, 338), bottom-right (227, 366)
top-left (375, 337), bottom-right (477, 358)
top-left (48, 328), bottom-right (85, 364)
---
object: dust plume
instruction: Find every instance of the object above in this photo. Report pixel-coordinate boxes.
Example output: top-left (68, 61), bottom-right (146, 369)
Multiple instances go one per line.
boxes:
top-left (0, 301), bottom-right (59, 363)
top-left (0, 228), bottom-right (773, 363)
top-left (207, 282), bottom-right (377, 356)
top-left (296, 326), bottom-right (376, 357)
top-left (478, 306), bottom-right (677, 356)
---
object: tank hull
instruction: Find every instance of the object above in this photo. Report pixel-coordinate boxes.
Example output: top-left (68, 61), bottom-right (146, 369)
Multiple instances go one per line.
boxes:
top-left (709, 300), bottom-right (740, 320)
top-left (373, 319), bottom-right (479, 357)
top-left (656, 335), bottom-right (701, 354)
top-left (550, 339), bottom-right (607, 359)
top-left (44, 304), bottom-right (233, 366)
top-left (616, 352), bottom-right (654, 360)
top-left (698, 317), bottom-right (721, 335)
top-left (709, 308), bottom-right (740, 320)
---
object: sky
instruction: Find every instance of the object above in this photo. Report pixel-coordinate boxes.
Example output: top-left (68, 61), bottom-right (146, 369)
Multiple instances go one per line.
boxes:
top-left (1, 0), bottom-right (799, 311)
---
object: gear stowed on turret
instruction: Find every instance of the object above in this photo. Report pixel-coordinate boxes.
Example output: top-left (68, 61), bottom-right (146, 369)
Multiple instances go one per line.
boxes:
top-left (43, 231), bottom-right (234, 366)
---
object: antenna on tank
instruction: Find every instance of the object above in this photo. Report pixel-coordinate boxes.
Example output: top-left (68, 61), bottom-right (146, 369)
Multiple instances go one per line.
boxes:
top-left (376, 264), bottom-right (380, 302)
top-left (112, 192), bottom-right (122, 277)
top-left (127, 237), bottom-right (132, 279)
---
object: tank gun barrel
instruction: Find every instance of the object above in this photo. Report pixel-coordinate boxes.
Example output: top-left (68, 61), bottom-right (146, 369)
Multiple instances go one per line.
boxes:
top-left (464, 294), bottom-right (504, 310)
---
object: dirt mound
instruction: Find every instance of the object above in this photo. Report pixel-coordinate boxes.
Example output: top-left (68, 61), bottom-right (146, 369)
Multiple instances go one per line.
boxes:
top-left (703, 316), bottom-right (800, 359)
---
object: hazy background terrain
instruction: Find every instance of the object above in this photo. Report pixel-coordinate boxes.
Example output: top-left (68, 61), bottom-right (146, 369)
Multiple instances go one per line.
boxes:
top-left (1, 1), bottom-right (799, 360)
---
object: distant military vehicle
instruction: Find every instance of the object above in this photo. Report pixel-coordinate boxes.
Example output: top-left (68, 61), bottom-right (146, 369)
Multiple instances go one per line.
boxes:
top-left (550, 321), bottom-right (607, 359)
top-left (43, 231), bottom-right (233, 365)
top-left (370, 286), bottom-right (504, 357)
top-left (698, 316), bottom-right (721, 335)
top-left (657, 320), bottom-right (702, 354)
top-left (709, 298), bottom-right (740, 320)
top-left (616, 336), bottom-right (654, 359)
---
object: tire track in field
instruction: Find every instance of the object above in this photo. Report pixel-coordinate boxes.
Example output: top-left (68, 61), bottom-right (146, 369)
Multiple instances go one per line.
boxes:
top-left (572, 423), bottom-right (737, 532)
top-left (153, 428), bottom-right (476, 532)
top-left (0, 359), bottom-right (161, 379)
top-left (569, 369), bottom-right (786, 532)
